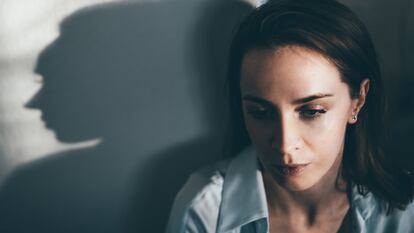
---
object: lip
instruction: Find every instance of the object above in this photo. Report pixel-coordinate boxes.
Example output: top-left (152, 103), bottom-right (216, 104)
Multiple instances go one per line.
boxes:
top-left (274, 163), bottom-right (310, 176)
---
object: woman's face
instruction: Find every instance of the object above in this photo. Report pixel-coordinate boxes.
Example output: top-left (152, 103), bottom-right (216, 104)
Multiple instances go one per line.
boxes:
top-left (240, 46), bottom-right (359, 191)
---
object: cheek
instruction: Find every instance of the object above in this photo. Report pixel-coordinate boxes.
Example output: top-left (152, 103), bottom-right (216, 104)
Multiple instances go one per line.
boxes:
top-left (303, 111), bottom-right (348, 159)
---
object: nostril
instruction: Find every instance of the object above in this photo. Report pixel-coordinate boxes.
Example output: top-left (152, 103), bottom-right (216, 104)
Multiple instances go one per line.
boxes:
top-left (270, 136), bottom-right (301, 155)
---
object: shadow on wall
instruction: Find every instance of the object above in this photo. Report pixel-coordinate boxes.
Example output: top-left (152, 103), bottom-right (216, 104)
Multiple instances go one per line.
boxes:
top-left (0, 1), bottom-right (253, 233)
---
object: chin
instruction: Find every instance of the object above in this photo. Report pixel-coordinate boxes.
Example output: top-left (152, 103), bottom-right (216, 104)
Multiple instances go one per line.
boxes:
top-left (283, 181), bottom-right (317, 192)
top-left (54, 130), bottom-right (96, 143)
top-left (276, 178), bottom-right (315, 191)
top-left (269, 169), bottom-right (320, 192)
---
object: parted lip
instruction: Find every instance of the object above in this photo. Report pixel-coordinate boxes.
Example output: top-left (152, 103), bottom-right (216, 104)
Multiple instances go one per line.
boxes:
top-left (273, 163), bottom-right (310, 176)
top-left (274, 163), bottom-right (310, 169)
top-left (274, 163), bottom-right (310, 168)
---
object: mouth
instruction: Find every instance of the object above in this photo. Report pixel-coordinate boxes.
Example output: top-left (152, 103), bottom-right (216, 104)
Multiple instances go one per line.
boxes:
top-left (274, 163), bottom-right (310, 176)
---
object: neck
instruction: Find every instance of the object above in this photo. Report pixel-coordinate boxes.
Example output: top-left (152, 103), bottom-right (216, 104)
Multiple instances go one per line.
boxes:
top-left (263, 157), bottom-right (349, 225)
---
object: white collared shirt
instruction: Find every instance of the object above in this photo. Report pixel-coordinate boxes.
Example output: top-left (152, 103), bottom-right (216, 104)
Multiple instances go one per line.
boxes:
top-left (165, 145), bottom-right (414, 233)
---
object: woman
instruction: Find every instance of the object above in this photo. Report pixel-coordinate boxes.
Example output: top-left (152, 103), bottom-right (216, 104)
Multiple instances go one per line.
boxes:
top-left (166, 0), bottom-right (414, 232)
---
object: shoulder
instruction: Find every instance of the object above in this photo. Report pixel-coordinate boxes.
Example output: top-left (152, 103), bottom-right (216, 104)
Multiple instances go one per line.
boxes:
top-left (353, 190), bottom-right (414, 233)
top-left (377, 201), bottom-right (414, 232)
top-left (165, 160), bottom-right (230, 233)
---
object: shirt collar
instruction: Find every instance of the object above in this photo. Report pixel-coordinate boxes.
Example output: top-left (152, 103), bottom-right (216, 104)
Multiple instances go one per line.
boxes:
top-left (351, 185), bottom-right (377, 219)
top-left (217, 144), bottom-right (268, 233)
top-left (350, 184), bottom-right (378, 232)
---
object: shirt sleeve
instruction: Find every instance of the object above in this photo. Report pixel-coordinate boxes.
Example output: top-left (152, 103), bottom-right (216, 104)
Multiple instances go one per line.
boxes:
top-left (165, 169), bottom-right (224, 233)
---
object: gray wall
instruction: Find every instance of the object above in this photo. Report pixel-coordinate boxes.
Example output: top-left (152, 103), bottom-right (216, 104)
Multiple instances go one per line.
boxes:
top-left (0, 0), bottom-right (412, 232)
top-left (0, 0), bottom-right (253, 232)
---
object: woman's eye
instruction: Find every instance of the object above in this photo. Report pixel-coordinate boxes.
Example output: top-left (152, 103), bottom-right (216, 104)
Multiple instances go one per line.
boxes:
top-left (247, 109), bottom-right (273, 120)
top-left (300, 108), bottom-right (327, 119)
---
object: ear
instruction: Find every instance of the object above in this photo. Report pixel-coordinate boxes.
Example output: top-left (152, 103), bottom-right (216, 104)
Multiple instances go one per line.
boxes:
top-left (348, 79), bottom-right (370, 124)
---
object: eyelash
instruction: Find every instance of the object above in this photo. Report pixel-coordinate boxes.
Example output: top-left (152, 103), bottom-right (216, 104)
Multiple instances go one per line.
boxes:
top-left (300, 108), bottom-right (327, 119)
top-left (247, 107), bottom-right (327, 121)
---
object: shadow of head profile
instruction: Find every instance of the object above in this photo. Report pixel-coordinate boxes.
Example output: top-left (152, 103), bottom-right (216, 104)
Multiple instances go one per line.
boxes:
top-left (0, 1), bottom-right (253, 233)
top-left (27, 2), bottom-right (203, 144)
top-left (26, 0), bottom-right (252, 146)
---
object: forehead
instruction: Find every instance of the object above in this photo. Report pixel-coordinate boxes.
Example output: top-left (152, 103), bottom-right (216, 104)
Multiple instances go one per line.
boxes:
top-left (240, 46), bottom-right (346, 103)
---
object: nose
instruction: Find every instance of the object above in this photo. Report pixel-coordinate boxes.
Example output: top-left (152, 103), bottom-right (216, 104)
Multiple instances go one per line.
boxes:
top-left (26, 62), bottom-right (45, 110)
top-left (270, 113), bottom-right (301, 159)
top-left (25, 89), bottom-right (43, 110)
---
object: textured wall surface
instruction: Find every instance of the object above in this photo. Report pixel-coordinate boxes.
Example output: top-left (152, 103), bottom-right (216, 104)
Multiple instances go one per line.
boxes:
top-left (0, 0), bottom-right (253, 232)
top-left (0, 0), bottom-right (412, 232)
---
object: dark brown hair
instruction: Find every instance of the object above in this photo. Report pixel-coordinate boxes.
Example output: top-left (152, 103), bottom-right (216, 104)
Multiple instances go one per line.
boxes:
top-left (224, 0), bottom-right (413, 213)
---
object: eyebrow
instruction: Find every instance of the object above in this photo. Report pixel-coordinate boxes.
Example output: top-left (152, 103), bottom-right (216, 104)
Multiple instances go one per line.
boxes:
top-left (242, 93), bottom-right (334, 106)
